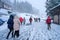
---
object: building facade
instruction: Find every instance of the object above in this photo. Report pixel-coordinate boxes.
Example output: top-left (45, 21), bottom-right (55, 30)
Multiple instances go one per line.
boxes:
top-left (46, 0), bottom-right (60, 24)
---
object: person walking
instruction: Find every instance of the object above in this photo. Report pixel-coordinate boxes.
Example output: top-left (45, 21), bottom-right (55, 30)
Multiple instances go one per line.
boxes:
top-left (46, 16), bottom-right (51, 30)
top-left (13, 15), bottom-right (20, 38)
top-left (6, 15), bottom-right (14, 39)
top-left (19, 17), bottom-right (23, 25)
top-left (38, 18), bottom-right (40, 22)
top-left (29, 17), bottom-right (33, 24)
top-left (23, 17), bottom-right (26, 25)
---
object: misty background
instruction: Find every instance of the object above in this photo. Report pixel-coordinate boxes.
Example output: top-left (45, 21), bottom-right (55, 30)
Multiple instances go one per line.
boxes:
top-left (1, 0), bottom-right (46, 18)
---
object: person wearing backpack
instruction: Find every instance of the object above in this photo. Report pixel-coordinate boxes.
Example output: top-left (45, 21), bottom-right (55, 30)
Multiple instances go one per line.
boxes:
top-left (46, 16), bottom-right (51, 30)
top-left (6, 15), bottom-right (14, 39)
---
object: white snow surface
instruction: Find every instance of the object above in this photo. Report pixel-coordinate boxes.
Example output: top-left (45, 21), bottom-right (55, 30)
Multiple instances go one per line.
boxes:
top-left (0, 20), bottom-right (60, 40)
top-left (0, 15), bottom-right (9, 21)
top-left (0, 9), bottom-right (9, 15)
top-left (0, 11), bottom-right (60, 40)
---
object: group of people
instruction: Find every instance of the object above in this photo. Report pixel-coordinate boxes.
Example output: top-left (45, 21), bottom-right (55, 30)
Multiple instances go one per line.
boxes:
top-left (19, 17), bottom-right (33, 25)
top-left (6, 15), bottom-right (20, 39)
top-left (34, 18), bottom-right (40, 22)
top-left (6, 15), bottom-right (33, 39)
top-left (6, 14), bottom-right (51, 39)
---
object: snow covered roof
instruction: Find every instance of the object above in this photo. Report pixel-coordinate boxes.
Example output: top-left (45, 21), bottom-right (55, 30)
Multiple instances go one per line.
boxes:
top-left (47, 4), bottom-right (60, 13)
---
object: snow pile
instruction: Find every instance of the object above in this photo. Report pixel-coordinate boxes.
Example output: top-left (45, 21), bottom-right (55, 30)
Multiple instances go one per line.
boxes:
top-left (0, 15), bottom-right (9, 22)
top-left (0, 9), bottom-right (9, 15)
top-left (0, 22), bottom-right (7, 31)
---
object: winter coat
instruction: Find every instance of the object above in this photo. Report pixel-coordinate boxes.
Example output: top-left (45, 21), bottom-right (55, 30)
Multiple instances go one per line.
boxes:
top-left (7, 15), bottom-right (14, 29)
top-left (13, 16), bottom-right (20, 31)
top-left (29, 17), bottom-right (32, 22)
top-left (46, 16), bottom-right (51, 24)
top-left (19, 17), bottom-right (23, 23)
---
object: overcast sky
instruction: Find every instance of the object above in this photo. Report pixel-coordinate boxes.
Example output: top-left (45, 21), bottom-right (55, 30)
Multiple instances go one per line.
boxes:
top-left (10, 0), bottom-right (46, 17)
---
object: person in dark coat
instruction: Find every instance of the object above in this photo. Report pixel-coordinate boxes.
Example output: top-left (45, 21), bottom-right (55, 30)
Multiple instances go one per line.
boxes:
top-left (29, 17), bottom-right (33, 24)
top-left (46, 16), bottom-right (51, 30)
top-left (6, 15), bottom-right (14, 39)
top-left (38, 18), bottom-right (40, 22)
top-left (23, 17), bottom-right (26, 25)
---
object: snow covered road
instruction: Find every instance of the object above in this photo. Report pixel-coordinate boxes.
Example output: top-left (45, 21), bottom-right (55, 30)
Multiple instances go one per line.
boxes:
top-left (0, 20), bottom-right (60, 40)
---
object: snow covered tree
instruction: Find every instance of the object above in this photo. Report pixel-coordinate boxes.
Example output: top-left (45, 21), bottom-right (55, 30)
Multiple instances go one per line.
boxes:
top-left (13, 1), bottom-right (33, 13)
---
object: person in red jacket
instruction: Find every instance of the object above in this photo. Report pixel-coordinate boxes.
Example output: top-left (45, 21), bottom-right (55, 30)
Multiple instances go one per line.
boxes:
top-left (46, 16), bottom-right (51, 30)
top-left (29, 17), bottom-right (33, 24)
top-left (19, 17), bottom-right (23, 25)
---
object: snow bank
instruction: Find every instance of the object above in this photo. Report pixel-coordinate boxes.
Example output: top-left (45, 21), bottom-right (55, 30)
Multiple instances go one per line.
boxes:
top-left (0, 9), bottom-right (9, 15)
top-left (0, 22), bottom-right (7, 31)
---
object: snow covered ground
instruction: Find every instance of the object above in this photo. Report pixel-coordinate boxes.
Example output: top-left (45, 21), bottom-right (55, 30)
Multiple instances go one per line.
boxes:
top-left (0, 19), bottom-right (60, 40)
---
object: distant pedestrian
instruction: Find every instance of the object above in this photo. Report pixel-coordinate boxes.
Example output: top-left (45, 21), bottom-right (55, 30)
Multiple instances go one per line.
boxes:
top-left (34, 18), bottom-right (35, 22)
top-left (38, 18), bottom-right (40, 22)
top-left (34, 18), bottom-right (37, 22)
top-left (29, 17), bottom-right (33, 24)
top-left (23, 17), bottom-right (26, 25)
top-left (36, 18), bottom-right (38, 22)
top-left (46, 16), bottom-right (51, 30)
top-left (6, 15), bottom-right (14, 39)
top-left (19, 17), bottom-right (23, 25)
top-left (13, 15), bottom-right (20, 38)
